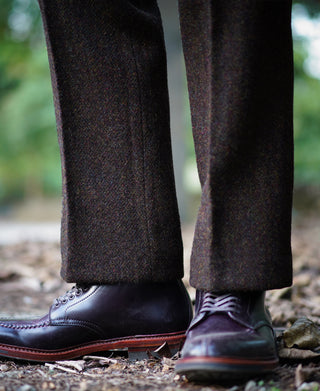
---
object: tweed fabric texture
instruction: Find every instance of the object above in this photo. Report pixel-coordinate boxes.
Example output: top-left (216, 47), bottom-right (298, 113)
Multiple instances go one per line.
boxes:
top-left (179, 0), bottom-right (294, 291)
top-left (38, 0), bottom-right (183, 283)
top-left (39, 0), bottom-right (294, 290)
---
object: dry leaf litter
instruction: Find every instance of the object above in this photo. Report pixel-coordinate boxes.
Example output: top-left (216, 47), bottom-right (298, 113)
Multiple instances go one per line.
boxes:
top-left (0, 214), bottom-right (319, 390)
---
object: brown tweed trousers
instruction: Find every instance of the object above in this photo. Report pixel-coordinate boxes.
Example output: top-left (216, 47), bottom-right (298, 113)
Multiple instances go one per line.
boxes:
top-left (38, 0), bottom-right (294, 292)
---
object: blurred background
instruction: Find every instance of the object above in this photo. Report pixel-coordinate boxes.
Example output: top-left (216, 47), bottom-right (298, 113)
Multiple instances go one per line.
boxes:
top-left (0, 0), bottom-right (319, 225)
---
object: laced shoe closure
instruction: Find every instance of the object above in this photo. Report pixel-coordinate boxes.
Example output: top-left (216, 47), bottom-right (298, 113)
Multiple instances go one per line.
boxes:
top-left (54, 285), bottom-right (89, 307)
top-left (189, 291), bottom-right (273, 332)
top-left (176, 290), bottom-right (279, 380)
top-left (201, 293), bottom-right (241, 314)
top-left (189, 293), bottom-right (241, 330)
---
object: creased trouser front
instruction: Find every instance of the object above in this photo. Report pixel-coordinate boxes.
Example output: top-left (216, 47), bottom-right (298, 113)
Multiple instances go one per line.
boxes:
top-left (38, 0), bottom-right (184, 283)
top-left (38, 0), bottom-right (294, 291)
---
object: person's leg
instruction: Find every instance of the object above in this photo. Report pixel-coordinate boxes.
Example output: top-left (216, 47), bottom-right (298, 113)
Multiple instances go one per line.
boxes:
top-left (41, 0), bottom-right (183, 284)
top-left (0, 0), bottom-right (192, 362)
top-left (181, 0), bottom-right (293, 291)
top-left (176, 0), bottom-right (293, 379)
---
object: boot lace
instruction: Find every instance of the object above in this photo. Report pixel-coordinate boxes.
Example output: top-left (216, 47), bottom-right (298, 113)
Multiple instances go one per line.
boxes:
top-left (54, 285), bottom-right (89, 307)
top-left (199, 292), bottom-right (241, 316)
top-left (189, 292), bottom-right (242, 330)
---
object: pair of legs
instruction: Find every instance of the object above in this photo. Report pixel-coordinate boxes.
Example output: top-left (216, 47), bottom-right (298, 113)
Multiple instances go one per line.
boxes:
top-left (0, 0), bottom-right (294, 380)
top-left (41, 0), bottom-right (293, 291)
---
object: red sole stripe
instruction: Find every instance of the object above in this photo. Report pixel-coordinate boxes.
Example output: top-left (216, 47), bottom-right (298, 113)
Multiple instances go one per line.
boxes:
top-left (178, 355), bottom-right (278, 367)
top-left (0, 331), bottom-right (186, 362)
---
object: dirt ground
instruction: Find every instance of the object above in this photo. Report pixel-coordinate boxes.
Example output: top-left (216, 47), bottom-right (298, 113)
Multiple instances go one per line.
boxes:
top-left (0, 211), bottom-right (319, 391)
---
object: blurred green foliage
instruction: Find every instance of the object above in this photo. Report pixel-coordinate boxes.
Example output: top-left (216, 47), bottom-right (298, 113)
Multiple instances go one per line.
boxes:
top-left (0, 0), bottom-right (319, 205)
top-left (0, 0), bottom-right (59, 204)
top-left (293, 40), bottom-right (320, 186)
top-left (292, 1), bottom-right (320, 187)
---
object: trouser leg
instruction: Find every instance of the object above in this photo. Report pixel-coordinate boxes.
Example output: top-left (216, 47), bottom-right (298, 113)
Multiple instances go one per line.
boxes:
top-left (179, 0), bottom-right (294, 291)
top-left (38, 0), bottom-right (183, 283)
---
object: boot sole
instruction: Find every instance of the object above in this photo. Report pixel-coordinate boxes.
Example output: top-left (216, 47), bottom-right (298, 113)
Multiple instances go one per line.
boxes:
top-left (175, 356), bottom-right (279, 381)
top-left (0, 331), bottom-right (186, 362)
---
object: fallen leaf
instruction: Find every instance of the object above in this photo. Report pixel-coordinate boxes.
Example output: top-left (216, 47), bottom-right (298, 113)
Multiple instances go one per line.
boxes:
top-left (162, 357), bottom-right (175, 369)
top-left (83, 355), bottom-right (118, 366)
top-left (45, 363), bottom-right (79, 374)
top-left (283, 318), bottom-right (320, 349)
top-left (278, 348), bottom-right (320, 360)
top-left (55, 360), bottom-right (86, 372)
top-left (153, 342), bottom-right (172, 358)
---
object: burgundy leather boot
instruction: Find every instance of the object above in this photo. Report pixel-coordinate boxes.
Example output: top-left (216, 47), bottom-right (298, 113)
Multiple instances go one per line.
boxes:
top-left (0, 280), bottom-right (192, 362)
top-left (176, 291), bottom-right (278, 380)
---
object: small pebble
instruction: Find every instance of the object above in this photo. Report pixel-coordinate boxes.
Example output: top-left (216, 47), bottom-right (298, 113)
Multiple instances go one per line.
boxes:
top-left (298, 382), bottom-right (320, 391)
top-left (244, 380), bottom-right (257, 391)
top-left (17, 385), bottom-right (36, 391)
top-left (244, 380), bottom-right (266, 391)
top-left (0, 365), bottom-right (9, 372)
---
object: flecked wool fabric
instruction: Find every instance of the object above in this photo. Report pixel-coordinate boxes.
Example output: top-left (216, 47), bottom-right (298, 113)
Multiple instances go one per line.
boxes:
top-left (38, 0), bottom-right (294, 291)
top-left (179, 0), bottom-right (294, 291)
top-left (38, 0), bottom-right (183, 283)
